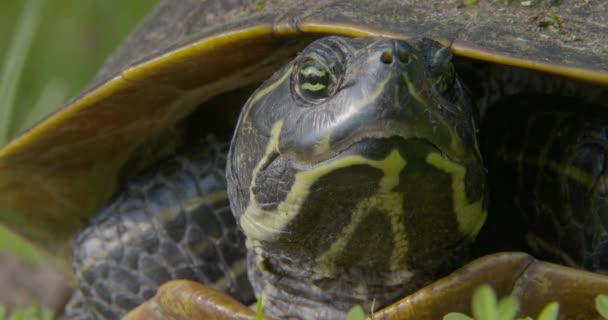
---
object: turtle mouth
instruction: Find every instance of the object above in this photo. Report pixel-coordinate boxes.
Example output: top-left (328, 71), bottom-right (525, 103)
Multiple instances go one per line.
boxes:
top-left (297, 131), bottom-right (445, 169)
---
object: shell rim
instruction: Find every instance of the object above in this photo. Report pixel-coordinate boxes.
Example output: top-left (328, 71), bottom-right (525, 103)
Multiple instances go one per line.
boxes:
top-left (2, 20), bottom-right (607, 158)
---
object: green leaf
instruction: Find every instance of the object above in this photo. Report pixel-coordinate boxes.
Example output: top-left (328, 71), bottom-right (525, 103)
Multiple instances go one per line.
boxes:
top-left (347, 305), bottom-right (366, 320)
top-left (496, 295), bottom-right (519, 320)
top-left (536, 302), bottom-right (559, 320)
top-left (443, 312), bottom-right (474, 320)
top-left (472, 285), bottom-right (497, 320)
top-left (596, 295), bottom-right (608, 319)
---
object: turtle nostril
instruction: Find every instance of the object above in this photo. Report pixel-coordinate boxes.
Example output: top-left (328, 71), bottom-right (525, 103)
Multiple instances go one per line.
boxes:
top-left (380, 46), bottom-right (409, 64)
top-left (380, 50), bottom-right (393, 64)
top-left (398, 48), bottom-right (410, 63)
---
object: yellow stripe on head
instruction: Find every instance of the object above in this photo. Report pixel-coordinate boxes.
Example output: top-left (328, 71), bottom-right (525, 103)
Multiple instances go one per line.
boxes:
top-left (425, 153), bottom-right (486, 238)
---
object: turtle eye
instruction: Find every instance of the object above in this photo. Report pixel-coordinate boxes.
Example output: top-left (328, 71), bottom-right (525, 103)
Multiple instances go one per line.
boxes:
top-left (419, 38), bottom-right (456, 94)
top-left (296, 59), bottom-right (335, 102)
top-left (435, 65), bottom-right (456, 93)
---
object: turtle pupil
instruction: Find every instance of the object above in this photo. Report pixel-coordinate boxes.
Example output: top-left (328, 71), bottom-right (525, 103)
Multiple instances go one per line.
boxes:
top-left (298, 60), bottom-right (332, 100)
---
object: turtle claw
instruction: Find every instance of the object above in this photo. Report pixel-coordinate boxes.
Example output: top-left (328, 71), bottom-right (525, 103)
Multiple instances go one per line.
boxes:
top-left (122, 280), bottom-right (267, 320)
top-left (370, 252), bottom-right (608, 319)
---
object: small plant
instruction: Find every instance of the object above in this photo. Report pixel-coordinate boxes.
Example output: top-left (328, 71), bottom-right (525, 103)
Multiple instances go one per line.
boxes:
top-left (347, 305), bottom-right (366, 320)
top-left (256, 296), bottom-right (264, 320)
top-left (443, 284), bottom-right (559, 320)
top-left (0, 304), bottom-right (55, 320)
top-left (596, 295), bottom-right (608, 319)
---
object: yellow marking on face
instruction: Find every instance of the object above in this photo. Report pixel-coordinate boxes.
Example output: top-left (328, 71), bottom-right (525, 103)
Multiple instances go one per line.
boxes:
top-left (314, 150), bottom-right (408, 274)
top-left (448, 132), bottom-right (468, 164)
top-left (402, 70), bottom-right (468, 161)
top-left (432, 46), bottom-right (449, 65)
top-left (241, 147), bottom-right (408, 250)
top-left (369, 74), bottom-right (393, 103)
top-left (425, 153), bottom-right (486, 237)
top-left (248, 120), bottom-right (284, 198)
top-left (242, 66), bottom-right (293, 122)
top-left (240, 121), bottom-right (290, 238)
top-left (401, 73), bottom-right (428, 107)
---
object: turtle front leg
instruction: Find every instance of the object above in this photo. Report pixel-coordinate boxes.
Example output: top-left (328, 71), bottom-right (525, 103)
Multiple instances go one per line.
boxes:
top-left (65, 141), bottom-right (253, 319)
top-left (123, 252), bottom-right (608, 320)
top-left (370, 252), bottom-right (608, 319)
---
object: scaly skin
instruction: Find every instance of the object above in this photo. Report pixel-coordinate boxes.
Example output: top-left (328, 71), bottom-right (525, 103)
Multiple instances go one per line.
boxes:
top-left (124, 253), bottom-right (608, 320)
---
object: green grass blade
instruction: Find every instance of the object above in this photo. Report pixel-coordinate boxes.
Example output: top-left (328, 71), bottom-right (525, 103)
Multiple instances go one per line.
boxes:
top-left (0, 224), bottom-right (40, 263)
top-left (256, 296), bottom-right (264, 320)
top-left (0, 304), bottom-right (55, 320)
top-left (0, 0), bottom-right (44, 145)
top-left (20, 79), bottom-right (69, 130)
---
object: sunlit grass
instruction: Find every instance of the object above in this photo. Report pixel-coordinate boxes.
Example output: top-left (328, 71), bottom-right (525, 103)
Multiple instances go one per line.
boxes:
top-left (0, 304), bottom-right (54, 320)
top-left (0, 0), bottom-right (158, 142)
top-left (0, 0), bottom-right (46, 263)
top-left (0, 226), bottom-right (40, 264)
top-left (0, 0), bottom-right (157, 261)
top-left (0, 0), bottom-right (43, 145)
top-left (256, 296), bottom-right (264, 320)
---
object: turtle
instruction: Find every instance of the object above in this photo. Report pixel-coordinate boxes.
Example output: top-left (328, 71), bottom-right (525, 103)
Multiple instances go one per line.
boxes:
top-left (1, 0), bottom-right (608, 319)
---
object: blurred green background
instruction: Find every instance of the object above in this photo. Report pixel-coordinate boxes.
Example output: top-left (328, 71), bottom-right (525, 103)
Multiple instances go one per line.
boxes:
top-left (0, 0), bottom-right (157, 262)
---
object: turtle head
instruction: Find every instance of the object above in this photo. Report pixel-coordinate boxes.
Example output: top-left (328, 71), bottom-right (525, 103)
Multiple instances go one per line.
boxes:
top-left (226, 36), bottom-right (486, 313)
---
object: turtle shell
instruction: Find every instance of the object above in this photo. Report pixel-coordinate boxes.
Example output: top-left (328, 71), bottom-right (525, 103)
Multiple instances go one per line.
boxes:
top-left (0, 0), bottom-right (607, 267)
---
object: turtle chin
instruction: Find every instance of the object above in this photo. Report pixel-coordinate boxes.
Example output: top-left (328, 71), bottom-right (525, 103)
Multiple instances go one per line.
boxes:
top-left (241, 135), bottom-right (484, 318)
